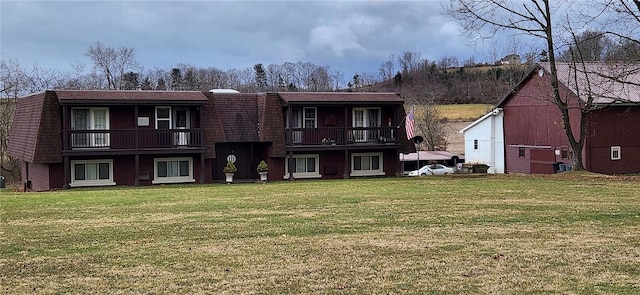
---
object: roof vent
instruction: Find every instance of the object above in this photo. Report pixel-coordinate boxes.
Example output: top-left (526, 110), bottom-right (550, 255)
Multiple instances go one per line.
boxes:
top-left (210, 89), bottom-right (240, 93)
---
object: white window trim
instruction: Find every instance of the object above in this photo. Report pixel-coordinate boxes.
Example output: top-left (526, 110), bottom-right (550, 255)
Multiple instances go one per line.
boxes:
top-left (152, 157), bottom-right (195, 184)
top-left (303, 107), bottom-right (317, 128)
top-left (155, 106), bottom-right (172, 129)
top-left (71, 107), bottom-right (110, 130)
top-left (70, 159), bottom-right (116, 187)
top-left (611, 146), bottom-right (621, 160)
top-left (351, 152), bottom-right (384, 177)
top-left (352, 107), bottom-right (381, 127)
top-left (71, 107), bottom-right (110, 148)
top-left (352, 107), bottom-right (381, 142)
top-left (284, 154), bottom-right (321, 179)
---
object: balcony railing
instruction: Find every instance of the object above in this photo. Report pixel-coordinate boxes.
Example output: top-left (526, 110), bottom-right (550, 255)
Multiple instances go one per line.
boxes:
top-left (67, 129), bottom-right (202, 150)
top-left (285, 126), bottom-right (399, 146)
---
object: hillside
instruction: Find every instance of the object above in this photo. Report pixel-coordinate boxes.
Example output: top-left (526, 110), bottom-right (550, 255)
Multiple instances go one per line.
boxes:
top-left (363, 63), bottom-right (530, 105)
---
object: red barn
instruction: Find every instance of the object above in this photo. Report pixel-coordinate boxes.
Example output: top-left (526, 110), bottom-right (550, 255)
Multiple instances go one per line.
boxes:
top-left (498, 62), bottom-right (640, 174)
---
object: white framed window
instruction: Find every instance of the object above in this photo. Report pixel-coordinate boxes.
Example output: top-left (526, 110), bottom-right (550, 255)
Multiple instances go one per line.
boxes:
top-left (155, 106), bottom-right (172, 129)
top-left (351, 152), bottom-right (384, 176)
top-left (290, 107), bottom-right (317, 128)
top-left (303, 107), bottom-right (317, 128)
top-left (284, 154), bottom-right (321, 179)
top-left (153, 157), bottom-right (194, 184)
top-left (611, 146), bottom-right (621, 160)
top-left (70, 159), bottom-right (115, 187)
top-left (352, 108), bottom-right (381, 142)
top-left (289, 107), bottom-right (316, 144)
top-left (71, 108), bottom-right (110, 148)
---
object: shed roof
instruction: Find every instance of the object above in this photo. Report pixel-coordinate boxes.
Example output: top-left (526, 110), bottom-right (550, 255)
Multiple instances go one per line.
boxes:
top-left (399, 151), bottom-right (464, 162)
top-left (496, 62), bottom-right (640, 108)
top-left (541, 62), bottom-right (640, 104)
top-left (459, 109), bottom-right (502, 134)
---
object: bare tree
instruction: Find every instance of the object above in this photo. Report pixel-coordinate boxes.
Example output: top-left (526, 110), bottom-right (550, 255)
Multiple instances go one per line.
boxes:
top-left (1, 59), bottom-right (63, 183)
top-left (446, 0), bottom-right (610, 171)
top-left (599, 0), bottom-right (640, 46)
top-left (85, 42), bottom-right (139, 90)
top-left (379, 56), bottom-right (395, 81)
top-left (0, 60), bottom-right (21, 182)
top-left (417, 104), bottom-right (448, 151)
top-left (559, 30), bottom-right (616, 62)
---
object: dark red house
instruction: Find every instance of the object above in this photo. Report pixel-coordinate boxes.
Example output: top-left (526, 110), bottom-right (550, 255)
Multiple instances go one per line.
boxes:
top-left (498, 62), bottom-right (640, 174)
top-left (8, 90), bottom-right (413, 190)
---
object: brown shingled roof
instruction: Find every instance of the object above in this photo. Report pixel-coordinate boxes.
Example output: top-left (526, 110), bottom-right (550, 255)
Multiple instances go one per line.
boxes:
top-left (258, 93), bottom-right (286, 157)
top-left (213, 93), bottom-right (260, 142)
top-left (277, 92), bottom-right (403, 104)
top-left (7, 91), bottom-right (62, 163)
top-left (55, 90), bottom-right (208, 105)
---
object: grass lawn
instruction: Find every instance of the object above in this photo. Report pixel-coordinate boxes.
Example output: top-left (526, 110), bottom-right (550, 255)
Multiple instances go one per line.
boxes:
top-left (2, 174), bottom-right (640, 294)
top-left (436, 104), bottom-right (492, 122)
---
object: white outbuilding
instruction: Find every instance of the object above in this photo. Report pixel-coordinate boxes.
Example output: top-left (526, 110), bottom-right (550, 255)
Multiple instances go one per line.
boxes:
top-left (459, 108), bottom-right (505, 174)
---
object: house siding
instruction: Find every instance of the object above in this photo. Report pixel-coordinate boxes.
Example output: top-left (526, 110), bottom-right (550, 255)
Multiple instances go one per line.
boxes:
top-left (21, 162), bottom-right (50, 191)
top-left (530, 148), bottom-right (555, 174)
top-left (586, 106), bottom-right (640, 174)
top-left (501, 68), bottom-right (581, 174)
top-left (461, 111), bottom-right (505, 173)
top-left (9, 90), bottom-right (408, 190)
top-left (505, 146), bottom-right (530, 174)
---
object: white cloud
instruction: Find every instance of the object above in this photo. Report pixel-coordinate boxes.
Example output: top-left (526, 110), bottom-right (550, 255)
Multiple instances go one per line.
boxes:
top-left (309, 25), bottom-right (366, 57)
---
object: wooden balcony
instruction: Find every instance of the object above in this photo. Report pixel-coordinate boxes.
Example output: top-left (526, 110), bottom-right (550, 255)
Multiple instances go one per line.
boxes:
top-left (285, 126), bottom-right (399, 146)
top-left (65, 129), bottom-right (202, 150)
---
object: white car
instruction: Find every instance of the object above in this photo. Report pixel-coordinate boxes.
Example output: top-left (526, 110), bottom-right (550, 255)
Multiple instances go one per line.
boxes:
top-left (408, 164), bottom-right (454, 176)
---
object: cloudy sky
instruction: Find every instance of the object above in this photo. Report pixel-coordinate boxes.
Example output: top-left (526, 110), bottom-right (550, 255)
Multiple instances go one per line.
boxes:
top-left (1, 0), bottom-right (510, 76)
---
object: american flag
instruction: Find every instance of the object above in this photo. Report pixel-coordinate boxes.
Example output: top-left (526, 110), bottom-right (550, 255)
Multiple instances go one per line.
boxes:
top-left (405, 105), bottom-right (415, 140)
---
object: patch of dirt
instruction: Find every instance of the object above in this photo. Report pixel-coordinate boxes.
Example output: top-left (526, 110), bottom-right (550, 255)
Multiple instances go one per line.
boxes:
top-left (444, 121), bottom-right (471, 155)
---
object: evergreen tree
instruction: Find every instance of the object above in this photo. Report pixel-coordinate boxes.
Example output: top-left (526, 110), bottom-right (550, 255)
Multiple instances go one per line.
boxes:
top-left (184, 68), bottom-right (198, 90)
top-left (393, 71), bottom-right (403, 87)
top-left (156, 77), bottom-right (167, 90)
top-left (122, 72), bottom-right (139, 90)
top-left (171, 68), bottom-right (182, 90)
top-left (254, 63), bottom-right (267, 91)
top-left (141, 77), bottom-right (153, 90)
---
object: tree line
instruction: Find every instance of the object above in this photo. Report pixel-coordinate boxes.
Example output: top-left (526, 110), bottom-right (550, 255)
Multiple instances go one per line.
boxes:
top-left (446, 0), bottom-right (640, 171)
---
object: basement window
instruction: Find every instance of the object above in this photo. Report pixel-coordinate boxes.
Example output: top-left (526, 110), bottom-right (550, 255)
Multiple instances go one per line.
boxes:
top-left (284, 154), bottom-right (320, 179)
top-left (561, 148), bottom-right (569, 159)
top-left (153, 157), bottom-right (194, 184)
top-left (351, 152), bottom-right (384, 177)
top-left (70, 159), bottom-right (115, 187)
top-left (611, 146), bottom-right (621, 160)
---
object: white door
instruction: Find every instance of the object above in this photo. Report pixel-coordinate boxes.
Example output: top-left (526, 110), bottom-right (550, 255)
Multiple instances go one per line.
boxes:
top-left (174, 108), bottom-right (189, 146)
top-left (352, 108), bottom-right (380, 142)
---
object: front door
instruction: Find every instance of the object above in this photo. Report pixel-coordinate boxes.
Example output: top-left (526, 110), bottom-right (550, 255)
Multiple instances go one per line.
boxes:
top-left (215, 143), bottom-right (258, 181)
top-left (174, 107), bottom-right (189, 146)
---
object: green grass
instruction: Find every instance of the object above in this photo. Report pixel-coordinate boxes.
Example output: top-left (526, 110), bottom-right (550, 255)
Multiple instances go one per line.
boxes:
top-left (2, 175), bottom-right (640, 294)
